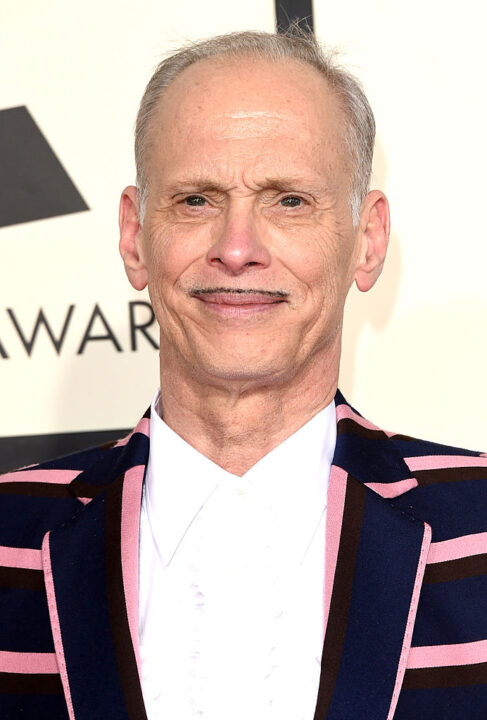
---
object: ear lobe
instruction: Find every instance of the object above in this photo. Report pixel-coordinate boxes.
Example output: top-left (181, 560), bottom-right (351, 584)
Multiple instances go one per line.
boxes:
top-left (354, 190), bottom-right (390, 293)
top-left (119, 185), bottom-right (148, 291)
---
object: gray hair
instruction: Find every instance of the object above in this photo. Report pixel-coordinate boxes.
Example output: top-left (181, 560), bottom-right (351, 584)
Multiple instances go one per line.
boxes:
top-left (135, 29), bottom-right (375, 226)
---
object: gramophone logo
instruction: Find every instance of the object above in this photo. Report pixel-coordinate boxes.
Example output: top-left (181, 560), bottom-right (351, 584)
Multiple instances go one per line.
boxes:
top-left (0, 105), bottom-right (88, 227)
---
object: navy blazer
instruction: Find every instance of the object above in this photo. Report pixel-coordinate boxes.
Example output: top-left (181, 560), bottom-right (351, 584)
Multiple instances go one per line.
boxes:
top-left (1, 391), bottom-right (487, 719)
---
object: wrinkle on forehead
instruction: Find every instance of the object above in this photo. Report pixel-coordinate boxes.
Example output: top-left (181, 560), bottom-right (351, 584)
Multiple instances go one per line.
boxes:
top-left (208, 111), bottom-right (303, 140)
top-left (225, 111), bottom-right (289, 120)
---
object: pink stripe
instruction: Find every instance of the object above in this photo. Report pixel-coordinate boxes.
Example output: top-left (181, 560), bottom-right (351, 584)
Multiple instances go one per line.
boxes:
top-left (120, 465), bottom-right (145, 680)
top-left (114, 417), bottom-right (150, 447)
top-left (406, 455), bottom-right (487, 471)
top-left (42, 533), bottom-right (75, 720)
top-left (0, 650), bottom-right (58, 674)
top-left (134, 416), bottom-right (150, 438)
top-left (0, 545), bottom-right (42, 570)
top-left (114, 435), bottom-right (132, 448)
top-left (428, 532), bottom-right (487, 564)
top-left (336, 403), bottom-right (382, 432)
top-left (387, 522), bottom-right (431, 720)
top-left (408, 639), bottom-right (487, 669)
top-left (0, 469), bottom-right (81, 485)
top-left (365, 478), bottom-right (418, 498)
top-left (323, 465), bottom-right (348, 634)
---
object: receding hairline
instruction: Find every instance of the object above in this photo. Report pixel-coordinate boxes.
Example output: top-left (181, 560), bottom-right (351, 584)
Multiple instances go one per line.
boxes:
top-left (142, 51), bottom-right (349, 160)
top-left (134, 30), bottom-right (376, 225)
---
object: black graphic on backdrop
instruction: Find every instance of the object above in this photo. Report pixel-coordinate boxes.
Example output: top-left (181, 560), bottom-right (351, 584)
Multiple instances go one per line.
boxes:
top-left (275, 0), bottom-right (314, 32)
top-left (0, 0), bottom-right (315, 473)
top-left (0, 106), bottom-right (88, 228)
top-left (0, 429), bottom-right (130, 475)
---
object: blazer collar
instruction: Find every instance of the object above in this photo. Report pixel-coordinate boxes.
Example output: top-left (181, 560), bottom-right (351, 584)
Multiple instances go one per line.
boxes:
top-left (42, 393), bottom-right (431, 720)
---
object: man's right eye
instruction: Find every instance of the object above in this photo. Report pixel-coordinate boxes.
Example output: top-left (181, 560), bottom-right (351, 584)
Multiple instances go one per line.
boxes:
top-left (184, 195), bottom-right (207, 206)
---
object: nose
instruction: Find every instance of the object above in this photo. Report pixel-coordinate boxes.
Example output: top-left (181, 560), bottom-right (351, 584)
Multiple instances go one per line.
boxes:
top-left (206, 209), bottom-right (272, 275)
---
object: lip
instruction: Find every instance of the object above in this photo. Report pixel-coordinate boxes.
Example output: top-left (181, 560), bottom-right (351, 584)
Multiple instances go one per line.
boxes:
top-left (192, 292), bottom-right (286, 317)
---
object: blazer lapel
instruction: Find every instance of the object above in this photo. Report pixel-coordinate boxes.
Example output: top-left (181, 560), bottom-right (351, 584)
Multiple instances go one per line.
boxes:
top-left (314, 395), bottom-right (432, 720)
top-left (41, 419), bottom-right (149, 720)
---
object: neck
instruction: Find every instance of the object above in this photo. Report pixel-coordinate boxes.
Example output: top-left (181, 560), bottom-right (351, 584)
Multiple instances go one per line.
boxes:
top-left (158, 346), bottom-right (340, 476)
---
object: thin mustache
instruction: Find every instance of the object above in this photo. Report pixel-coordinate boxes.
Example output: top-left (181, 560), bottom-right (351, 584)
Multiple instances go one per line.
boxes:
top-left (190, 287), bottom-right (289, 298)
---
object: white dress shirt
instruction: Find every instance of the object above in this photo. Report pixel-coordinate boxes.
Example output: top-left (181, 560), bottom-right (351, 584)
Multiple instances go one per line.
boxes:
top-left (139, 390), bottom-right (336, 720)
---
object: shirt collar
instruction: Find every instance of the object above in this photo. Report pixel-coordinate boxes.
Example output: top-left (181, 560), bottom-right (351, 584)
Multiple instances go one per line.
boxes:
top-left (145, 389), bottom-right (336, 566)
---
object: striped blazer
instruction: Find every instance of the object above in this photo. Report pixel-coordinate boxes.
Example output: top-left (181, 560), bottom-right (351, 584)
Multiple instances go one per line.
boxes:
top-left (1, 390), bottom-right (487, 720)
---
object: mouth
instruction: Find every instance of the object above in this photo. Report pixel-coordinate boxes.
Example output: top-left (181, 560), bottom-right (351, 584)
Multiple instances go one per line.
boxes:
top-left (189, 287), bottom-right (288, 318)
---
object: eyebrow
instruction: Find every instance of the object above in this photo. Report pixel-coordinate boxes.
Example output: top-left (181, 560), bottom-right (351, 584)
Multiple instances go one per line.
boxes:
top-left (261, 177), bottom-right (327, 195)
top-left (166, 177), bottom-right (231, 196)
top-left (165, 175), bottom-right (328, 197)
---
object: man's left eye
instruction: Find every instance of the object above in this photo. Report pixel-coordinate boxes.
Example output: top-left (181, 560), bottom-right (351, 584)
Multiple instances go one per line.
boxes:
top-left (185, 196), bottom-right (207, 206)
top-left (280, 196), bottom-right (302, 208)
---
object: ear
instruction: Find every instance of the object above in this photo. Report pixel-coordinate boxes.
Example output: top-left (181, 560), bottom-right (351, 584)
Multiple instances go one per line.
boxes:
top-left (119, 185), bottom-right (148, 291)
top-left (354, 190), bottom-right (391, 292)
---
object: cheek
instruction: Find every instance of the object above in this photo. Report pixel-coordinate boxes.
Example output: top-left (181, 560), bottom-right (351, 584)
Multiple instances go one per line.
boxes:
top-left (282, 229), bottom-right (344, 293)
top-left (144, 225), bottom-right (206, 289)
top-left (286, 230), bottom-right (355, 325)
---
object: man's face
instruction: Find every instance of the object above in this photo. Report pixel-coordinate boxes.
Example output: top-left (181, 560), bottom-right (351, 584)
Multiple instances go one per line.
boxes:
top-left (126, 56), bottom-right (368, 388)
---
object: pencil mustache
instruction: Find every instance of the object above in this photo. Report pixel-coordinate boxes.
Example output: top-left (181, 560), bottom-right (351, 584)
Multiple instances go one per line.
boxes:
top-left (190, 287), bottom-right (289, 298)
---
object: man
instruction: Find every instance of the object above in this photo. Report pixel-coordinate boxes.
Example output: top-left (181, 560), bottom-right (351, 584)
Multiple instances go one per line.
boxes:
top-left (1, 29), bottom-right (486, 720)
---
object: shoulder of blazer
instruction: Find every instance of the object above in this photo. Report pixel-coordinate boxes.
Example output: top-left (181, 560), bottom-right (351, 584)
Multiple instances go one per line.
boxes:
top-left (333, 389), bottom-right (487, 541)
top-left (326, 391), bottom-right (487, 719)
top-left (0, 408), bottom-right (151, 549)
top-left (0, 409), bottom-right (150, 720)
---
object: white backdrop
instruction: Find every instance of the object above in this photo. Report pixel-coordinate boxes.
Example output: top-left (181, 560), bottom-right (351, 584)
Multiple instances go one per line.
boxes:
top-left (1, 0), bottom-right (485, 450)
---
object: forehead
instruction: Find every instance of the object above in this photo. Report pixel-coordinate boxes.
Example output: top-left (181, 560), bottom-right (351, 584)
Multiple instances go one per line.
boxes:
top-left (146, 55), bottom-right (349, 184)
